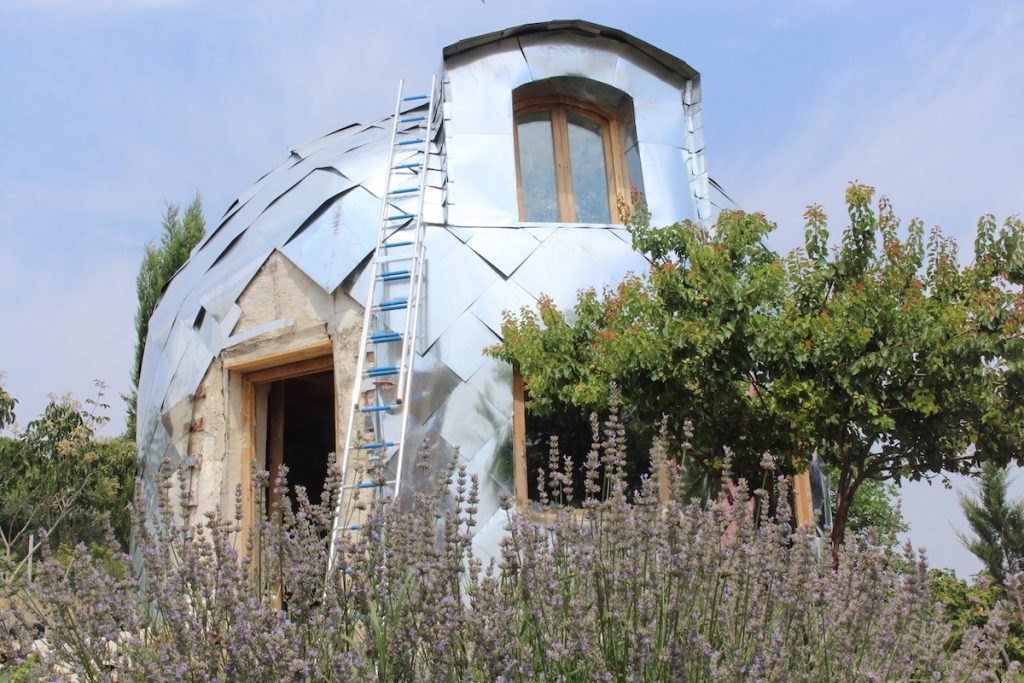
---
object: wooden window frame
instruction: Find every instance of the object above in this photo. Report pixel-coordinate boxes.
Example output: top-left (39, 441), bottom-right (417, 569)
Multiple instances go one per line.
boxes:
top-left (513, 95), bottom-right (632, 224)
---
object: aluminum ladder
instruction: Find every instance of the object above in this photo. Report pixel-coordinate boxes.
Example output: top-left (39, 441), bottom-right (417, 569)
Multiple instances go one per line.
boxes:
top-left (327, 77), bottom-right (436, 572)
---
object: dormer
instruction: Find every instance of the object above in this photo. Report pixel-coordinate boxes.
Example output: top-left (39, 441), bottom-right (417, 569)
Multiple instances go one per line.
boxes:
top-left (441, 20), bottom-right (710, 227)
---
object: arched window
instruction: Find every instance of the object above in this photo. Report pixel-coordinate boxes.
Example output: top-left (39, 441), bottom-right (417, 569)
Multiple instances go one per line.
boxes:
top-left (513, 78), bottom-right (643, 224)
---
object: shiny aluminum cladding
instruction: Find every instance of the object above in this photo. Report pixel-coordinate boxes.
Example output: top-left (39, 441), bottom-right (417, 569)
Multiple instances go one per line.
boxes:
top-left (135, 21), bottom-right (710, 559)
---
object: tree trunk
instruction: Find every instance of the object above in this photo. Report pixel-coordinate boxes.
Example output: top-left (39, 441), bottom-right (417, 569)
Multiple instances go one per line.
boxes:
top-left (830, 464), bottom-right (868, 568)
top-left (831, 489), bottom-right (852, 568)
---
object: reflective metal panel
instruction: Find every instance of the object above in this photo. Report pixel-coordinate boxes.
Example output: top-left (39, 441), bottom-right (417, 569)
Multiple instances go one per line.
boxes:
top-left (198, 231), bottom-right (275, 319)
top-left (407, 347), bottom-right (463, 424)
top-left (445, 133), bottom-right (520, 226)
top-left (164, 335), bottom-right (215, 411)
top-left (462, 425), bottom-right (514, 524)
top-left (637, 142), bottom-right (696, 227)
top-left (510, 227), bottom-right (649, 311)
top-left (436, 380), bottom-right (507, 462)
top-left (327, 135), bottom-right (391, 186)
top-left (464, 228), bottom-right (541, 277)
top-left (291, 123), bottom-right (367, 159)
top-left (247, 168), bottom-right (355, 245)
top-left (431, 311), bottom-right (500, 381)
top-left (468, 277), bottom-right (537, 337)
top-left (466, 356), bottom-right (514, 418)
top-left (218, 154), bottom-right (301, 227)
top-left (613, 52), bottom-right (688, 148)
top-left (518, 33), bottom-right (620, 86)
top-left (443, 39), bottom-right (527, 136)
top-left (420, 228), bottom-right (500, 350)
top-left (281, 186), bottom-right (382, 293)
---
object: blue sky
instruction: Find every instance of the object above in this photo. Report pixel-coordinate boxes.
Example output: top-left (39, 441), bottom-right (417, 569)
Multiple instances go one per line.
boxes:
top-left (1, 0), bottom-right (1021, 576)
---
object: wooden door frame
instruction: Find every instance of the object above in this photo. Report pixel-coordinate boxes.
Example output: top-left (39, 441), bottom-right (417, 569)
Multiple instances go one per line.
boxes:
top-left (226, 340), bottom-right (336, 540)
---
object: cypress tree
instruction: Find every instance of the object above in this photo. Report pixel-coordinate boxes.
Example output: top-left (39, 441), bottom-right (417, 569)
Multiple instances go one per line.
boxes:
top-left (125, 195), bottom-right (205, 438)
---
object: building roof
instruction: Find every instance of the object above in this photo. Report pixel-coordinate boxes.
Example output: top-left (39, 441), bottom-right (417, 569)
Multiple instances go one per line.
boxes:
top-left (443, 19), bottom-right (700, 82)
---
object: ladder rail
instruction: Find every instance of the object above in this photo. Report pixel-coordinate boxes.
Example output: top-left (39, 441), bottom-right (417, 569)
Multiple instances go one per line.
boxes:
top-left (327, 77), bottom-right (435, 574)
top-left (392, 74), bottom-right (437, 498)
top-left (327, 79), bottom-right (407, 573)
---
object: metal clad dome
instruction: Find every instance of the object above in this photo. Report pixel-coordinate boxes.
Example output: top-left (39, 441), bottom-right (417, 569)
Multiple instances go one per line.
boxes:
top-left (137, 21), bottom-right (710, 555)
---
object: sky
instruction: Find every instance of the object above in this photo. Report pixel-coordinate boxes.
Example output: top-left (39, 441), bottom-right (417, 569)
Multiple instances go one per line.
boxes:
top-left (0, 0), bottom-right (1021, 577)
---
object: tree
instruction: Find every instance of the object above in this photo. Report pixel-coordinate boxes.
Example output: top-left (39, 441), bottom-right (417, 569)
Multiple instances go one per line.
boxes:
top-left (493, 185), bottom-right (1024, 560)
top-left (842, 476), bottom-right (907, 540)
top-left (126, 195), bottom-right (206, 437)
top-left (959, 462), bottom-right (1024, 585)
top-left (0, 381), bottom-right (136, 577)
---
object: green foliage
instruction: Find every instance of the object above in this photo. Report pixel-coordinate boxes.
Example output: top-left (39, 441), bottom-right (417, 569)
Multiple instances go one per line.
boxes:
top-left (493, 184), bottom-right (1024, 557)
top-left (0, 382), bottom-right (136, 566)
top-left (930, 568), bottom-right (1024, 663)
top-left (959, 462), bottom-right (1024, 585)
top-left (0, 379), bottom-right (14, 431)
top-left (843, 476), bottom-right (908, 539)
top-left (125, 195), bottom-right (206, 437)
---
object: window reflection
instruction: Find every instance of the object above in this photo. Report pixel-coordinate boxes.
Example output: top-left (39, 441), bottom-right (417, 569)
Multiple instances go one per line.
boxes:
top-left (516, 112), bottom-right (559, 222)
top-left (512, 80), bottom-right (643, 224)
top-left (566, 112), bottom-right (611, 223)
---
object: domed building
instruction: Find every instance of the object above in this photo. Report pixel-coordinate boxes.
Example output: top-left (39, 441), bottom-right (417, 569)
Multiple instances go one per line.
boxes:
top-left (136, 20), bottom-right (752, 557)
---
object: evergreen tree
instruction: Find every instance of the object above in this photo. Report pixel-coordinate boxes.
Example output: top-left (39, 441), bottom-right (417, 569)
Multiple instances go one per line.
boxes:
top-left (125, 195), bottom-right (205, 437)
top-left (959, 462), bottom-right (1024, 585)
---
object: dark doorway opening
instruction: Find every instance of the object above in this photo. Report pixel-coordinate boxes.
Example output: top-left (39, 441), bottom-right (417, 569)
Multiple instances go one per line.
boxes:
top-left (266, 369), bottom-right (336, 513)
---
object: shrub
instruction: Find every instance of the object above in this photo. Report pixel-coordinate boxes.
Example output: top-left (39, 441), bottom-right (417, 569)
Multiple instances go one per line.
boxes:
top-left (1, 411), bottom-right (1018, 681)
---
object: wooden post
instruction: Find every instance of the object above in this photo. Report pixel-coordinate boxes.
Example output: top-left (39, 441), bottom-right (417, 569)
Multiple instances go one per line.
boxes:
top-left (512, 368), bottom-right (528, 511)
top-left (793, 471), bottom-right (814, 527)
top-left (267, 384), bottom-right (286, 515)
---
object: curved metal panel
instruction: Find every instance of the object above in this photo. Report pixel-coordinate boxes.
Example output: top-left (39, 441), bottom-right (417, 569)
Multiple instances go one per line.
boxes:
top-left (637, 143), bottom-right (696, 227)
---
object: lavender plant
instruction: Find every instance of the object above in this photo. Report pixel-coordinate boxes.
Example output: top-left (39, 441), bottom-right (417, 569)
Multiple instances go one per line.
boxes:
top-left (2, 411), bottom-right (1018, 681)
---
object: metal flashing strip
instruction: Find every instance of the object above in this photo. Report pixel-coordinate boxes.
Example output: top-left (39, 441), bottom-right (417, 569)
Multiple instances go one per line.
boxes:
top-left (222, 317), bottom-right (296, 349)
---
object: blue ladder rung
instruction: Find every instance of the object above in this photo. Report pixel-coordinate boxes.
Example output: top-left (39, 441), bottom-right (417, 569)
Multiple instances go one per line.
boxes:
top-left (400, 116), bottom-right (426, 123)
top-left (403, 95), bottom-right (428, 101)
top-left (370, 332), bottom-right (402, 343)
top-left (383, 240), bottom-right (413, 248)
top-left (387, 214), bottom-right (415, 221)
top-left (358, 440), bottom-right (395, 450)
top-left (381, 273), bottom-right (411, 282)
top-left (345, 524), bottom-right (359, 531)
top-left (367, 366), bottom-right (398, 377)
top-left (397, 138), bottom-right (424, 146)
top-left (389, 187), bottom-right (417, 194)
top-left (360, 404), bottom-right (400, 413)
top-left (346, 482), bottom-right (379, 490)
top-left (379, 299), bottom-right (407, 311)
top-left (393, 162), bottom-right (421, 170)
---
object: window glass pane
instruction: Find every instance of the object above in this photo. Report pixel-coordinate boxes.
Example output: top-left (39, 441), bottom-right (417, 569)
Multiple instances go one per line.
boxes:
top-left (516, 111), bottom-right (559, 222)
top-left (567, 112), bottom-right (611, 223)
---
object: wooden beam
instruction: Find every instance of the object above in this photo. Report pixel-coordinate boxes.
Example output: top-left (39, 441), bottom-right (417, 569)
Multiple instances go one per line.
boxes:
top-left (512, 367), bottom-right (528, 511)
top-left (223, 339), bottom-right (333, 373)
top-left (793, 471), bottom-right (814, 527)
top-left (267, 384), bottom-right (285, 515)
top-left (243, 354), bottom-right (333, 385)
top-left (241, 376), bottom-right (256, 540)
